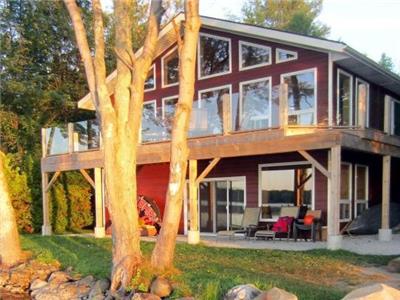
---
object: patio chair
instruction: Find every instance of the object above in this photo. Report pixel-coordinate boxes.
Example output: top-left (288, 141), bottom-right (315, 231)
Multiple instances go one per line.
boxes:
top-left (293, 210), bottom-right (322, 242)
top-left (217, 207), bottom-right (262, 240)
top-left (254, 206), bottom-right (300, 241)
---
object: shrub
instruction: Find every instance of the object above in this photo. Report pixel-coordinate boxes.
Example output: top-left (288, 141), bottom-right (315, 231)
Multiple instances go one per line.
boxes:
top-left (49, 171), bottom-right (93, 234)
top-left (3, 153), bottom-right (33, 232)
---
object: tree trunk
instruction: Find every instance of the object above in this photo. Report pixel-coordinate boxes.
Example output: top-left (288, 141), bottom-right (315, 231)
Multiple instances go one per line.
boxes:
top-left (0, 151), bottom-right (24, 268)
top-left (151, 0), bottom-right (201, 271)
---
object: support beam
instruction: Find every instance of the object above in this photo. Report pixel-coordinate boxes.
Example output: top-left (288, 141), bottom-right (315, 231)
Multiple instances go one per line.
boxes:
top-left (80, 169), bottom-right (95, 189)
top-left (41, 172), bottom-right (52, 235)
top-left (45, 171), bottom-right (61, 193)
top-left (94, 167), bottom-right (105, 238)
top-left (188, 160), bottom-right (200, 244)
top-left (379, 155), bottom-right (392, 241)
top-left (298, 150), bottom-right (330, 178)
top-left (327, 145), bottom-right (342, 250)
top-left (195, 158), bottom-right (220, 185)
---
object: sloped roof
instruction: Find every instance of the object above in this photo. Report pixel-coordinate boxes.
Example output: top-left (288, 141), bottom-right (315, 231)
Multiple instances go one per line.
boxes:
top-left (78, 13), bottom-right (400, 110)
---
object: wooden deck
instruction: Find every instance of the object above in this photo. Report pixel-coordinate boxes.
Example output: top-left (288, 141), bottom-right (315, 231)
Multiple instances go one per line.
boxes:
top-left (41, 128), bottom-right (400, 172)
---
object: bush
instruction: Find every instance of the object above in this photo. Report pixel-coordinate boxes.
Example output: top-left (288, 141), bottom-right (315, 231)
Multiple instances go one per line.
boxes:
top-left (49, 171), bottom-right (93, 234)
top-left (3, 153), bottom-right (33, 232)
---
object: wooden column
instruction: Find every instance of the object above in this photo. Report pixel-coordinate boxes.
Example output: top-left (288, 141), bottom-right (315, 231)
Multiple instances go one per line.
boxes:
top-left (188, 160), bottom-right (200, 244)
top-left (222, 93), bottom-right (231, 135)
top-left (379, 155), bottom-right (392, 241)
top-left (68, 122), bottom-right (74, 153)
top-left (384, 95), bottom-right (391, 134)
top-left (327, 145), bottom-right (342, 249)
top-left (357, 84), bottom-right (367, 129)
top-left (94, 167), bottom-right (105, 238)
top-left (41, 172), bottom-right (52, 235)
top-left (279, 83), bottom-right (288, 133)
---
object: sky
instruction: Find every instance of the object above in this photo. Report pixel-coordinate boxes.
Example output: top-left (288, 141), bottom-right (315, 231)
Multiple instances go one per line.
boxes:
top-left (101, 0), bottom-right (400, 74)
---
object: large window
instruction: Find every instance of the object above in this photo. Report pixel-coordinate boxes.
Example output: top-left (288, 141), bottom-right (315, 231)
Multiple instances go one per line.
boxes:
top-left (355, 78), bottom-right (369, 127)
top-left (391, 98), bottom-right (400, 136)
top-left (282, 68), bottom-right (317, 125)
top-left (162, 46), bottom-right (179, 87)
top-left (340, 163), bottom-right (352, 222)
top-left (239, 78), bottom-right (271, 130)
top-left (239, 41), bottom-right (271, 70)
top-left (337, 69), bottom-right (353, 126)
top-left (144, 64), bottom-right (156, 91)
top-left (259, 163), bottom-right (313, 221)
top-left (198, 33), bottom-right (231, 79)
top-left (355, 164), bottom-right (369, 217)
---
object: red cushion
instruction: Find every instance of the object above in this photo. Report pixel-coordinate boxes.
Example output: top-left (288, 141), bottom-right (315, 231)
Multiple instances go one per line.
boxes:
top-left (304, 215), bottom-right (315, 225)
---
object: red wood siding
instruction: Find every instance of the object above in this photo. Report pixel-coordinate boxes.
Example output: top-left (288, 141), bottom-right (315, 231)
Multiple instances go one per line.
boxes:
top-left (144, 28), bottom-right (329, 125)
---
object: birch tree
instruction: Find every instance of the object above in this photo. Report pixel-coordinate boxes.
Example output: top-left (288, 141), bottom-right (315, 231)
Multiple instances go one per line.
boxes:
top-left (151, 0), bottom-right (200, 271)
top-left (63, 0), bottom-right (164, 291)
top-left (0, 151), bottom-right (24, 268)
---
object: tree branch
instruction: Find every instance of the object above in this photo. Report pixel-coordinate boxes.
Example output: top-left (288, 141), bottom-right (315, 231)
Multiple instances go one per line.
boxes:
top-left (172, 19), bottom-right (183, 54)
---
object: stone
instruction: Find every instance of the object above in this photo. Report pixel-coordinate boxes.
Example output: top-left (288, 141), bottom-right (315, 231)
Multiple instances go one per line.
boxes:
top-left (47, 271), bottom-right (73, 284)
top-left (224, 284), bottom-right (262, 300)
top-left (30, 279), bottom-right (48, 291)
top-left (88, 279), bottom-right (110, 299)
top-left (131, 292), bottom-right (162, 300)
top-left (176, 298), bottom-right (195, 300)
top-left (254, 287), bottom-right (298, 300)
top-left (77, 275), bottom-right (96, 287)
top-left (150, 277), bottom-right (173, 298)
top-left (387, 257), bottom-right (400, 273)
top-left (342, 283), bottom-right (400, 300)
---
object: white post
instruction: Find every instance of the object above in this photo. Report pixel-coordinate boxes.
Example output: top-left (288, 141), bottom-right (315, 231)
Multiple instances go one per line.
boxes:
top-left (327, 145), bottom-right (342, 249)
top-left (94, 167), bottom-right (105, 238)
top-left (379, 155), bottom-right (392, 241)
top-left (41, 172), bottom-right (52, 235)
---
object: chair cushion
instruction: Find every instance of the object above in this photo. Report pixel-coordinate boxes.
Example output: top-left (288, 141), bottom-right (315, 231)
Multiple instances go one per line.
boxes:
top-left (272, 216), bottom-right (294, 233)
top-left (304, 215), bottom-right (315, 225)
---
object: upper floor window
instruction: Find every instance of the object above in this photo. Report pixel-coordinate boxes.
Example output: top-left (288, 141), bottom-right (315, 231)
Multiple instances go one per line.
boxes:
top-left (281, 68), bottom-right (317, 125)
top-left (276, 48), bottom-right (298, 63)
top-left (391, 98), bottom-right (400, 136)
top-left (162, 46), bottom-right (179, 87)
top-left (144, 65), bottom-right (156, 91)
top-left (355, 78), bottom-right (369, 127)
top-left (239, 41), bottom-right (271, 70)
top-left (239, 77), bottom-right (272, 130)
top-left (162, 96), bottom-right (178, 119)
top-left (198, 33), bottom-right (231, 79)
top-left (337, 69), bottom-right (353, 126)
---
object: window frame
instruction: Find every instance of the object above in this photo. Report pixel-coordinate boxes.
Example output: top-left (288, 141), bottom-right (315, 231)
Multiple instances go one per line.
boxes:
top-left (238, 40), bottom-right (272, 71)
top-left (258, 161), bottom-right (315, 222)
top-left (144, 64), bottom-right (156, 92)
top-left (161, 45), bottom-right (179, 88)
top-left (276, 48), bottom-right (298, 64)
top-left (197, 32), bottom-right (232, 80)
top-left (340, 162), bottom-right (353, 222)
top-left (355, 78), bottom-right (370, 127)
top-left (161, 95), bottom-right (179, 119)
top-left (239, 77), bottom-right (272, 129)
top-left (391, 97), bottom-right (400, 136)
top-left (354, 164), bottom-right (369, 218)
top-left (280, 67), bottom-right (318, 125)
top-left (336, 68), bottom-right (354, 126)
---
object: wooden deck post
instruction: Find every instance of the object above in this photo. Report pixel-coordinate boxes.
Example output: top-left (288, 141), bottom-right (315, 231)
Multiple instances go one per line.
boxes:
top-left (327, 145), bottom-right (342, 249)
top-left (379, 155), bottom-right (392, 241)
top-left (94, 167), bottom-right (105, 238)
top-left (384, 95), bottom-right (391, 134)
top-left (357, 83), bottom-right (367, 129)
top-left (68, 123), bottom-right (74, 153)
top-left (222, 92), bottom-right (231, 135)
top-left (188, 160), bottom-right (200, 244)
top-left (279, 83), bottom-right (288, 133)
top-left (41, 172), bottom-right (52, 235)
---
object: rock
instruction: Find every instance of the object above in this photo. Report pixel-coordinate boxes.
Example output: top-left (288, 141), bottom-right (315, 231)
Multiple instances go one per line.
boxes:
top-left (0, 271), bottom-right (10, 286)
top-left (88, 279), bottom-right (110, 299)
top-left (30, 279), bottom-right (48, 291)
top-left (224, 284), bottom-right (262, 300)
top-left (175, 298), bottom-right (195, 300)
top-left (131, 293), bottom-right (162, 300)
top-left (254, 287), bottom-right (298, 300)
top-left (387, 257), bottom-right (400, 273)
top-left (342, 283), bottom-right (400, 300)
top-left (150, 277), bottom-right (173, 298)
top-left (77, 275), bottom-right (96, 287)
top-left (47, 271), bottom-right (73, 284)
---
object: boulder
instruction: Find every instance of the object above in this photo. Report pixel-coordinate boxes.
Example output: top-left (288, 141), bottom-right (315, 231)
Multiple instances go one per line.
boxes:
top-left (224, 284), bottom-right (262, 300)
top-left (30, 279), bottom-right (48, 291)
top-left (131, 293), bottom-right (162, 300)
top-left (387, 257), bottom-right (400, 273)
top-left (47, 271), bottom-right (73, 284)
top-left (150, 277), bottom-right (173, 298)
top-left (342, 283), bottom-right (400, 300)
top-left (88, 279), bottom-right (110, 299)
top-left (254, 287), bottom-right (298, 300)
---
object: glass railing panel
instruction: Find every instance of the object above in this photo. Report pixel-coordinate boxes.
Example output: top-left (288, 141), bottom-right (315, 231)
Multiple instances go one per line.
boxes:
top-left (73, 119), bottom-right (101, 151)
top-left (189, 99), bottom-right (224, 137)
top-left (45, 125), bottom-right (68, 155)
top-left (141, 107), bottom-right (171, 143)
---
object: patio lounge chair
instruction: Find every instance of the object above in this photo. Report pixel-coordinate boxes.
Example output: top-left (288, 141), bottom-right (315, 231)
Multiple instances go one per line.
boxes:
top-left (254, 206), bottom-right (300, 241)
top-left (217, 207), bottom-right (262, 239)
top-left (293, 210), bottom-right (322, 242)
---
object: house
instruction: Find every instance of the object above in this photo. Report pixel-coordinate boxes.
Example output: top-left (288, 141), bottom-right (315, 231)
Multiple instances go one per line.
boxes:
top-left (40, 14), bottom-right (400, 249)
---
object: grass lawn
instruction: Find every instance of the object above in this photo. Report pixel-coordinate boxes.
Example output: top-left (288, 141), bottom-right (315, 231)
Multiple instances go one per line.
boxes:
top-left (21, 235), bottom-right (395, 300)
